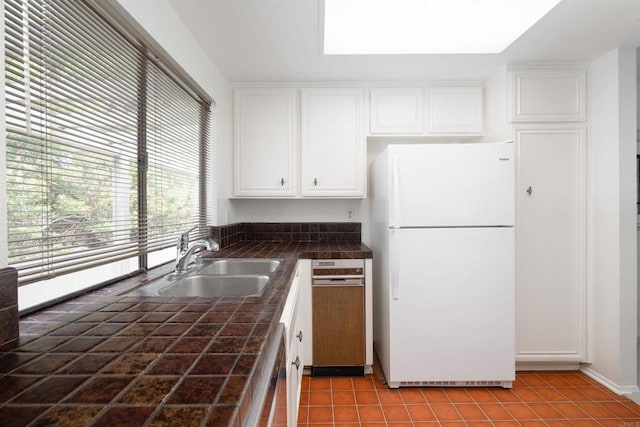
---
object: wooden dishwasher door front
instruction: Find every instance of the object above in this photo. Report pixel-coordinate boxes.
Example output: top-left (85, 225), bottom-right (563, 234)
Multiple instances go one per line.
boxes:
top-left (312, 282), bottom-right (365, 366)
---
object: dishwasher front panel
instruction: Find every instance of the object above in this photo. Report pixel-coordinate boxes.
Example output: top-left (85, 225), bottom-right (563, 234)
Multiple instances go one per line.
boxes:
top-left (311, 259), bottom-right (366, 376)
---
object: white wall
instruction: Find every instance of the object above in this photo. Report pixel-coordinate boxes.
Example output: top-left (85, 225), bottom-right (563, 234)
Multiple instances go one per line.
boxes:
top-left (587, 47), bottom-right (638, 393)
top-left (0, 3), bottom-right (7, 267)
top-left (112, 0), bottom-right (233, 226)
top-left (482, 65), bottom-right (509, 143)
top-left (230, 198), bottom-right (365, 224)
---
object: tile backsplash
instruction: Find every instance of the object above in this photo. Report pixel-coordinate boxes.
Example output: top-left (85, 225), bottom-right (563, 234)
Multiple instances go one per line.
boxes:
top-left (211, 222), bottom-right (362, 249)
top-left (0, 267), bottom-right (19, 346)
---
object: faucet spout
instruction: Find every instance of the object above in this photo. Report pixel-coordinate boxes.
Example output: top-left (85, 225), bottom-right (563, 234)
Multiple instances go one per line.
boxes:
top-left (175, 238), bottom-right (219, 273)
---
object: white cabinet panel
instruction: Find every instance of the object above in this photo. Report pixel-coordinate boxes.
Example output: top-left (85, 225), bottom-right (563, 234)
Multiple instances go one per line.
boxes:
top-left (512, 69), bottom-right (587, 122)
top-left (370, 88), bottom-right (424, 134)
top-left (280, 262), bottom-right (305, 427)
top-left (515, 125), bottom-right (587, 363)
top-left (234, 88), bottom-right (297, 197)
top-left (301, 88), bottom-right (366, 197)
top-left (298, 260), bottom-right (313, 367)
top-left (428, 87), bottom-right (483, 134)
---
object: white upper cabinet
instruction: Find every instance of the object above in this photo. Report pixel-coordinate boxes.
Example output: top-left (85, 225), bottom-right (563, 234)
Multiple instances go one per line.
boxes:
top-left (234, 88), bottom-right (297, 197)
top-left (511, 69), bottom-right (587, 122)
top-left (300, 88), bottom-right (366, 197)
top-left (370, 88), bottom-right (424, 134)
top-left (368, 85), bottom-right (483, 136)
top-left (427, 86), bottom-right (483, 134)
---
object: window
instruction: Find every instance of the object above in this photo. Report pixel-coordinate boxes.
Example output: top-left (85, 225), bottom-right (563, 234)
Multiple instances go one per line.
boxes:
top-left (4, 0), bottom-right (212, 311)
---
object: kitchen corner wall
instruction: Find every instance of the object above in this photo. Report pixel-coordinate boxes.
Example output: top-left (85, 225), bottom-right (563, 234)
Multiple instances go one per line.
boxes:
top-left (481, 65), bottom-right (509, 144)
top-left (588, 47), bottom-right (638, 392)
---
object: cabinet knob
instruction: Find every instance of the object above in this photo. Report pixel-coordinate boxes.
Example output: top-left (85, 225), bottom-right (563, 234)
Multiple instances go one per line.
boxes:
top-left (526, 186), bottom-right (533, 196)
top-left (313, 178), bottom-right (318, 186)
top-left (296, 331), bottom-right (303, 342)
top-left (292, 356), bottom-right (301, 370)
top-left (280, 177), bottom-right (285, 186)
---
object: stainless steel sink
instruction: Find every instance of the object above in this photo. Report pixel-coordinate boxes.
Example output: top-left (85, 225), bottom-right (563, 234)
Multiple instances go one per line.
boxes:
top-left (125, 258), bottom-right (281, 298)
top-left (157, 275), bottom-right (270, 297)
top-left (199, 258), bottom-right (280, 275)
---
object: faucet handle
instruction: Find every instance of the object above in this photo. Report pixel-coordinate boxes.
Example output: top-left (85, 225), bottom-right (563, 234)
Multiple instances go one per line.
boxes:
top-left (177, 226), bottom-right (198, 255)
top-left (203, 238), bottom-right (220, 251)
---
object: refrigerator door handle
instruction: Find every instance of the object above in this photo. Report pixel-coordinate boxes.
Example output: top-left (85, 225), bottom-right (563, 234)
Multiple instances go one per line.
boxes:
top-left (390, 229), bottom-right (400, 300)
top-left (390, 156), bottom-right (401, 228)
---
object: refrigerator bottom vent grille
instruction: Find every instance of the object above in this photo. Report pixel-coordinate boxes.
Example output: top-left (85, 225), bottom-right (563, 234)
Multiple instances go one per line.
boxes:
top-left (400, 380), bottom-right (504, 387)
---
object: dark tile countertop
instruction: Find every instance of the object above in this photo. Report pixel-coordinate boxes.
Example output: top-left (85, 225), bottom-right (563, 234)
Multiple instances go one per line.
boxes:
top-left (0, 240), bottom-right (372, 427)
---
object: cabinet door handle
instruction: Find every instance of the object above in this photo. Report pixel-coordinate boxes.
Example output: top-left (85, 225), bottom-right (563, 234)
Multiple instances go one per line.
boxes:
top-left (526, 186), bottom-right (533, 196)
top-left (296, 331), bottom-right (303, 342)
top-left (280, 177), bottom-right (285, 186)
top-left (313, 178), bottom-right (318, 186)
top-left (292, 356), bottom-right (301, 370)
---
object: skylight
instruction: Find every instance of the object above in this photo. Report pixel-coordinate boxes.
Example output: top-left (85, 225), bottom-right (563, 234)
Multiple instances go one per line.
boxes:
top-left (323, 0), bottom-right (563, 55)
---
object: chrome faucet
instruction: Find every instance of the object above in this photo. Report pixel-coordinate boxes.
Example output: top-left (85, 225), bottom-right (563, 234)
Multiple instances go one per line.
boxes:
top-left (175, 237), bottom-right (219, 273)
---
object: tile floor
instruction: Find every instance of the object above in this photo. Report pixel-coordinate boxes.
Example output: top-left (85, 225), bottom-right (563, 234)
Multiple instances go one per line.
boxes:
top-left (297, 370), bottom-right (640, 426)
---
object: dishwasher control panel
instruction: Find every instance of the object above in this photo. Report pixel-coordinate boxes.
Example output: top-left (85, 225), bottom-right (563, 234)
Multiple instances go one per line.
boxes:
top-left (312, 259), bottom-right (364, 279)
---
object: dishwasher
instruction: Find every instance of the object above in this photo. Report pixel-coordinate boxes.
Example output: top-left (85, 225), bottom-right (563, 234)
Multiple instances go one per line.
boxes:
top-left (311, 259), bottom-right (365, 376)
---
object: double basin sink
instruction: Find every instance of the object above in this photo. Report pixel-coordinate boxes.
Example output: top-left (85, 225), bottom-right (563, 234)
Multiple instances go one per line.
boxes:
top-left (127, 258), bottom-right (281, 298)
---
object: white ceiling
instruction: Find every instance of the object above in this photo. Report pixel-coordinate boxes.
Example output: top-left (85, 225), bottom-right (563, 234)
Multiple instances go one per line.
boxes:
top-left (167, 0), bottom-right (640, 82)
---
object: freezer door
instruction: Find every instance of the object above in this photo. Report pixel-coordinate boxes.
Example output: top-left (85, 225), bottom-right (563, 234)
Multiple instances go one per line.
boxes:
top-left (389, 143), bottom-right (514, 227)
top-left (387, 227), bottom-right (515, 385)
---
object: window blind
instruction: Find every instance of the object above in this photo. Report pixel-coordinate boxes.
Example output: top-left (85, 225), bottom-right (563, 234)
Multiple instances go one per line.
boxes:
top-left (145, 59), bottom-right (210, 253)
top-left (5, 0), bottom-right (211, 284)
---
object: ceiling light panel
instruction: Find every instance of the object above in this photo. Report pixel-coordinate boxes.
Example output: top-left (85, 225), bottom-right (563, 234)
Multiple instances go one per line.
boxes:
top-left (323, 0), bottom-right (563, 54)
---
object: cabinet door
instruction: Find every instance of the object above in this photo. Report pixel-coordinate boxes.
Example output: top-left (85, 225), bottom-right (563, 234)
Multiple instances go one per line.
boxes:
top-left (370, 88), bottom-right (424, 134)
top-left (297, 260), bottom-right (313, 367)
top-left (300, 88), bottom-right (365, 197)
top-left (515, 126), bottom-right (587, 363)
top-left (234, 88), bottom-right (297, 197)
top-left (280, 262), bottom-right (304, 427)
top-left (511, 69), bottom-right (587, 122)
top-left (428, 86), bottom-right (483, 134)
top-left (288, 297), bottom-right (303, 427)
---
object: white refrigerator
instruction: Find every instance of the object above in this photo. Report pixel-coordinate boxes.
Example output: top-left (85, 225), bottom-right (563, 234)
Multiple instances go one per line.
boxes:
top-left (370, 142), bottom-right (515, 388)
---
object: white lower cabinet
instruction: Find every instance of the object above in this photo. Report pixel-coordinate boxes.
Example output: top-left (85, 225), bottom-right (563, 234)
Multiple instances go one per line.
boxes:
top-left (515, 125), bottom-right (587, 364)
top-left (298, 260), bottom-right (314, 367)
top-left (280, 262), bottom-right (307, 426)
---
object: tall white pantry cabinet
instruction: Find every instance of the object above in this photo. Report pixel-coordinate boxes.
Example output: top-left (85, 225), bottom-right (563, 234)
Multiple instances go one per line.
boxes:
top-left (511, 68), bottom-right (588, 365)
